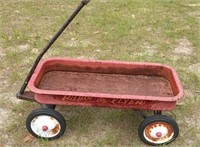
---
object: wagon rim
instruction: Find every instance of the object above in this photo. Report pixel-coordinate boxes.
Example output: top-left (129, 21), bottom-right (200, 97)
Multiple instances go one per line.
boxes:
top-left (30, 115), bottom-right (61, 138)
top-left (143, 121), bottom-right (174, 144)
top-left (26, 108), bottom-right (66, 139)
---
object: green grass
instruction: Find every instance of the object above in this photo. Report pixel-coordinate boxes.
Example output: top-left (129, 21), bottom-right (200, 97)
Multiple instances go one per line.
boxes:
top-left (0, 0), bottom-right (200, 146)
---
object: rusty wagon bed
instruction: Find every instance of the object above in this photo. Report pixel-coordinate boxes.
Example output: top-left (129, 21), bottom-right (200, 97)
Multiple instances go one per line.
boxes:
top-left (28, 58), bottom-right (183, 111)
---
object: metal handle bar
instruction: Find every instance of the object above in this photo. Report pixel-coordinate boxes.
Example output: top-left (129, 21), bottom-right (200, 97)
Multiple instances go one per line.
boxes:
top-left (17, 0), bottom-right (90, 97)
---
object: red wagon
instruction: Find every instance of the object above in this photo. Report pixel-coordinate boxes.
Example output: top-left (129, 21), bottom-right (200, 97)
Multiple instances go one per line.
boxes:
top-left (17, 0), bottom-right (184, 146)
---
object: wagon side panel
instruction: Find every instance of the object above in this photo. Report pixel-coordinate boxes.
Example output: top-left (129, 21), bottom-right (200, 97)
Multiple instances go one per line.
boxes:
top-left (35, 94), bottom-right (176, 111)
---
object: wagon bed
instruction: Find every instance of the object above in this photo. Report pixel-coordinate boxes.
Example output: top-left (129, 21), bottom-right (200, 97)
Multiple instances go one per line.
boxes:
top-left (39, 71), bottom-right (174, 97)
top-left (27, 58), bottom-right (183, 111)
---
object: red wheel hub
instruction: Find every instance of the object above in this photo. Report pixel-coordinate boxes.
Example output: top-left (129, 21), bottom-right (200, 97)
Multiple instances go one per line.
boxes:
top-left (156, 132), bottom-right (162, 138)
top-left (42, 126), bottom-right (48, 131)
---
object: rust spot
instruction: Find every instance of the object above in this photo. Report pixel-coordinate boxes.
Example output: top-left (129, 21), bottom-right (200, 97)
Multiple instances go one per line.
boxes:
top-left (51, 124), bottom-right (60, 135)
top-left (32, 117), bottom-right (38, 123)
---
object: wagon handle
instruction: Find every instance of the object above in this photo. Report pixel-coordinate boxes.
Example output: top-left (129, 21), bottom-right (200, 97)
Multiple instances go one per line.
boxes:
top-left (17, 0), bottom-right (90, 97)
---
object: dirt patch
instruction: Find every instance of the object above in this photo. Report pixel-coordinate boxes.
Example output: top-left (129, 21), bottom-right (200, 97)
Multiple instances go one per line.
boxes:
top-left (0, 107), bottom-right (12, 146)
top-left (65, 38), bottom-right (96, 48)
top-left (18, 44), bottom-right (30, 51)
top-left (0, 108), bottom-right (10, 130)
top-left (0, 39), bottom-right (5, 58)
top-left (143, 43), bottom-right (157, 56)
top-left (174, 37), bottom-right (193, 55)
top-left (188, 4), bottom-right (200, 7)
top-left (188, 11), bottom-right (200, 20)
top-left (189, 63), bottom-right (200, 78)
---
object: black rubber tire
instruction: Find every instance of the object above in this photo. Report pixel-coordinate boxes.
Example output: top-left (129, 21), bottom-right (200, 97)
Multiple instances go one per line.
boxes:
top-left (138, 115), bottom-right (179, 146)
top-left (26, 108), bottom-right (66, 140)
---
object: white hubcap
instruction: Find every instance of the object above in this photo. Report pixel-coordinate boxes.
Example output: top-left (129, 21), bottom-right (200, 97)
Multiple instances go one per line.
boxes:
top-left (31, 115), bottom-right (61, 138)
top-left (144, 121), bottom-right (174, 144)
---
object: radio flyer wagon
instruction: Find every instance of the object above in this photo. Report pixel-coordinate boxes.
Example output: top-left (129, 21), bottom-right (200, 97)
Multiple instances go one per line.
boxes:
top-left (16, 0), bottom-right (184, 146)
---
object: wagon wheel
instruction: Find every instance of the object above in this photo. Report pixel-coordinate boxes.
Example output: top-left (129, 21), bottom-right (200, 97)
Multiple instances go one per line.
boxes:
top-left (138, 115), bottom-right (179, 146)
top-left (26, 108), bottom-right (66, 140)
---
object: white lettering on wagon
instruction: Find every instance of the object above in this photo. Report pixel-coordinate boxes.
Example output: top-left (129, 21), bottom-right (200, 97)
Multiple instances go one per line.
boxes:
top-left (54, 96), bottom-right (146, 106)
top-left (111, 99), bottom-right (145, 105)
top-left (58, 95), bottom-right (93, 101)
